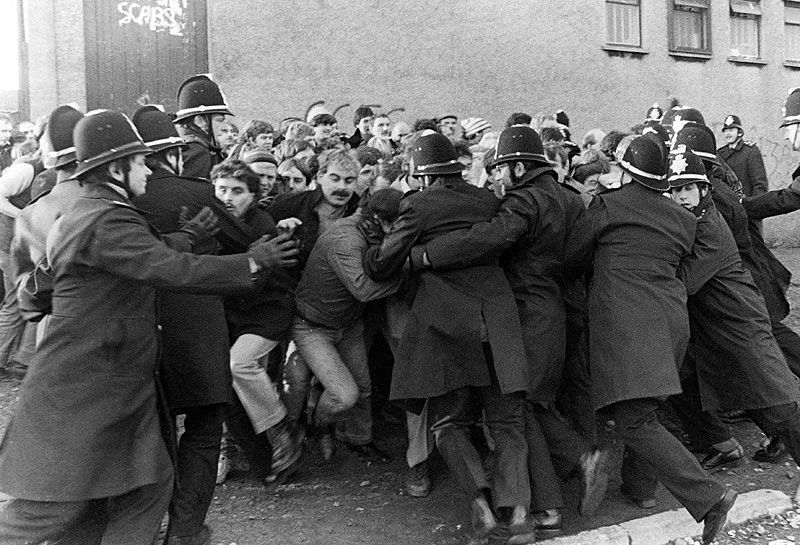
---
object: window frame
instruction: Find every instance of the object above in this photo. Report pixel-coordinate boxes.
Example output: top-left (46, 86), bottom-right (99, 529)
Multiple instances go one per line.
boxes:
top-left (606, 0), bottom-right (643, 48)
top-left (785, 1), bottom-right (800, 63)
top-left (729, 0), bottom-right (761, 59)
top-left (668, 0), bottom-right (713, 56)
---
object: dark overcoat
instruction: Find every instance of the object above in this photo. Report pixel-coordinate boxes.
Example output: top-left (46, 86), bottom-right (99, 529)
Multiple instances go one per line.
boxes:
top-left (133, 168), bottom-right (253, 408)
top-left (565, 182), bottom-right (696, 410)
top-left (364, 179), bottom-right (528, 400)
top-left (679, 196), bottom-right (799, 411)
top-left (717, 140), bottom-right (768, 197)
top-left (420, 168), bottom-right (584, 401)
top-left (0, 184), bottom-right (252, 501)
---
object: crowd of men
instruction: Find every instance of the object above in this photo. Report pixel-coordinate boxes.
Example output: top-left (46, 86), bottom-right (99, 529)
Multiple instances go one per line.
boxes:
top-left (0, 73), bottom-right (799, 545)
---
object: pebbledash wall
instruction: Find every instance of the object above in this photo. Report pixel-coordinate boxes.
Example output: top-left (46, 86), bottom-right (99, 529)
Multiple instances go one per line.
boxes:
top-left (26, 0), bottom-right (800, 243)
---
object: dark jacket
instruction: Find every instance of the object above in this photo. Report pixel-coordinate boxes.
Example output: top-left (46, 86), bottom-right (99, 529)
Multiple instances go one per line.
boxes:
top-left (0, 183), bottom-right (252, 501)
top-left (221, 204), bottom-right (295, 340)
top-left (364, 178), bottom-right (528, 400)
top-left (132, 167), bottom-right (252, 408)
top-left (717, 139), bottom-right (768, 197)
top-left (295, 212), bottom-right (401, 329)
top-left (419, 168), bottom-right (585, 401)
top-left (180, 130), bottom-right (226, 180)
top-left (267, 187), bottom-right (360, 279)
top-left (679, 195), bottom-right (799, 412)
top-left (566, 182), bottom-right (697, 410)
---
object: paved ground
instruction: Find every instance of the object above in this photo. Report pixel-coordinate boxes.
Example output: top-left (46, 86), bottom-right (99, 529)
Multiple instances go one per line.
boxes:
top-left (3, 249), bottom-right (800, 543)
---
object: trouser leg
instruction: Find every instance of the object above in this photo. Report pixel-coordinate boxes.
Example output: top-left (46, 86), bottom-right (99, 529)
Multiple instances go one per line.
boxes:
top-left (169, 403), bottom-right (226, 537)
top-left (557, 309), bottom-right (595, 441)
top-left (749, 401), bottom-right (800, 467)
top-left (0, 251), bottom-right (24, 367)
top-left (669, 352), bottom-right (732, 449)
top-left (229, 334), bottom-right (285, 435)
top-left (101, 472), bottom-right (173, 545)
top-left (603, 398), bottom-right (725, 521)
top-left (772, 321), bottom-right (800, 378)
top-left (429, 387), bottom-right (490, 499)
top-left (621, 445), bottom-right (658, 501)
top-left (535, 402), bottom-right (590, 479)
top-left (282, 343), bottom-right (311, 426)
top-left (334, 319), bottom-right (372, 445)
top-left (523, 401), bottom-right (563, 511)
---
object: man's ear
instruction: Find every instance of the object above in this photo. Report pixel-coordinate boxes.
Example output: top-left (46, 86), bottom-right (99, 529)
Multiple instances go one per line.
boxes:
top-left (107, 161), bottom-right (123, 181)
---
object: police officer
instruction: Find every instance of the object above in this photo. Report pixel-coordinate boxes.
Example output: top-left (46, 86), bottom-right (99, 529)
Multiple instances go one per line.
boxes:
top-left (717, 114), bottom-right (768, 198)
top-left (173, 74), bottom-right (234, 180)
top-left (0, 110), bottom-right (298, 545)
top-left (565, 136), bottom-right (736, 545)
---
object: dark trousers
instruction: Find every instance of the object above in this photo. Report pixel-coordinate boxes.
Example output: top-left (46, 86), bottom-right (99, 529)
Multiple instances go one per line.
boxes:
top-left (773, 321), bottom-right (800, 378)
top-left (749, 401), bottom-right (800, 466)
top-left (669, 350), bottom-right (731, 449)
top-left (556, 309), bottom-right (595, 442)
top-left (169, 403), bottom-right (226, 537)
top-left (0, 474), bottom-right (172, 545)
top-left (525, 402), bottom-right (590, 511)
top-left (429, 383), bottom-right (529, 509)
top-left (601, 398), bottom-right (725, 522)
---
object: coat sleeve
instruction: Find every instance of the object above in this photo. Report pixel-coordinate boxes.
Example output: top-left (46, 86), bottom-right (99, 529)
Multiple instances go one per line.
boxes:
top-left (88, 208), bottom-right (254, 294)
top-left (564, 196), bottom-right (606, 275)
top-left (741, 187), bottom-right (800, 220)
top-left (421, 192), bottom-right (531, 270)
top-left (331, 228), bottom-right (402, 302)
top-left (363, 199), bottom-right (423, 280)
top-left (677, 213), bottom-right (719, 296)
top-left (747, 146), bottom-right (769, 196)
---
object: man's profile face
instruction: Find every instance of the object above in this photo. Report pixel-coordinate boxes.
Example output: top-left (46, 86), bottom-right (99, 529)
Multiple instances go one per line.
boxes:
top-left (0, 121), bottom-right (12, 146)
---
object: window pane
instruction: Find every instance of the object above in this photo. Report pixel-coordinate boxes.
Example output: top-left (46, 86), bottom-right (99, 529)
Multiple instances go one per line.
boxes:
top-left (675, 0), bottom-right (710, 8)
top-left (787, 4), bottom-right (800, 25)
top-left (731, 15), bottom-right (759, 56)
top-left (787, 23), bottom-right (800, 60)
top-left (730, 0), bottom-right (761, 15)
top-left (673, 8), bottom-right (707, 50)
top-left (607, 2), bottom-right (641, 46)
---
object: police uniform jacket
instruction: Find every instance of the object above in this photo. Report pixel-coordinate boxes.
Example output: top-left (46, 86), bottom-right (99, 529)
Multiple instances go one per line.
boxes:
top-left (364, 178), bottom-right (528, 401)
top-left (565, 182), bottom-right (696, 410)
top-left (132, 167), bottom-right (256, 408)
top-left (717, 139), bottom-right (768, 197)
top-left (0, 183), bottom-right (253, 501)
top-left (679, 194), bottom-right (799, 412)
top-left (419, 168), bottom-right (585, 401)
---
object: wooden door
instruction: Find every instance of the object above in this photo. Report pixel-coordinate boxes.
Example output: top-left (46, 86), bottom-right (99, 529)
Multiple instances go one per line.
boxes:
top-left (83, 0), bottom-right (208, 114)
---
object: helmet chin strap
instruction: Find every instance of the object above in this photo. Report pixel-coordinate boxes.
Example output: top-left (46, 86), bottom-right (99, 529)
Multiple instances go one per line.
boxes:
top-left (107, 168), bottom-right (133, 198)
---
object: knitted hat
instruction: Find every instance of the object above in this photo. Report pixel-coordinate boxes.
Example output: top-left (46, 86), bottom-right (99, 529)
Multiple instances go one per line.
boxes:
top-left (460, 117), bottom-right (491, 138)
top-left (554, 109), bottom-right (570, 127)
top-left (242, 149), bottom-right (278, 167)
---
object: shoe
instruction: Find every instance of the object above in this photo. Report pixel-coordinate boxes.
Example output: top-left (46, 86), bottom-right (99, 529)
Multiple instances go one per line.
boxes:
top-left (319, 431), bottom-right (335, 461)
top-left (264, 418), bottom-right (302, 474)
top-left (346, 442), bottom-right (391, 464)
top-left (216, 451), bottom-right (230, 485)
top-left (579, 449), bottom-right (609, 517)
top-left (534, 508), bottom-right (563, 536)
top-left (506, 505), bottom-right (538, 544)
top-left (621, 485), bottom-right (657, 510)
top-left (167, 524), bottom-right (211, 545)
top-left (404, 461), bottom-right (431, 498)
top-left (701, 445), bottom-right (746, 472)
top-left (753, 435), bottom-right (789, 463)
top-left (471, 494), bottom-right (498, 543)
top-left (702, 489), bottom-right (737, 545)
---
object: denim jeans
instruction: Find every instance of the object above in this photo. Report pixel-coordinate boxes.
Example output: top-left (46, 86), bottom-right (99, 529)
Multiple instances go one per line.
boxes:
top-left (286, 316), bottom-right (372, 445)
top-left (230, 334), bottom-right (286, 435)
top-left (0, 251), bottom-right (26, 367)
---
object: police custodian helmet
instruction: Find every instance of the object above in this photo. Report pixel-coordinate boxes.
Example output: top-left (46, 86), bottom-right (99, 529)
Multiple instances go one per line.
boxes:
top-left (173, 74), bottom-right (233, 123)
top-left (132, 105), bottom-right (185, 153)
top-left (47, 104), bottom-right (84, 169)
top-left (668, 145), bottom-right (709, 189)
top-left (71, 110), bottom-right (152, 179)
top-left (615, 135), bottom-right (669, 192)
top-left (409, 131), bottom-right (463, 177)
top-left (491, 125), bottom-right (550, 168)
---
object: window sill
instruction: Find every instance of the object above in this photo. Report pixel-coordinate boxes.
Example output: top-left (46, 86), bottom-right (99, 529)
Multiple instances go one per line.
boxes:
top-left (669, 50), bottom-right (712, 61)
top-left (728, 55), bottom-right (767, 65)
top-left (602, 44), bottom-right (649, 56)
top-left (784, 60), bottom-right (800, 69)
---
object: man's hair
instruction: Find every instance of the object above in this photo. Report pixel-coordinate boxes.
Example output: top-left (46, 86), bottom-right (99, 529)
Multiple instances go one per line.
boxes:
top-left (277, 158), bottom-right (312, 183)
top-left (540, 127), bottom-right (564, 144)
top-left (310, 113), bottom-right (337, 127)
top-left (210, 159), bottom-right (261, 197)
top-left (241, 119), bottom-right (274, 142)
top-left (362, 188), bottom-right (403, 223)
top-left (274, 138), bottom-right (312, 163)
top-left (356, 146), bottom-right (384, 167)
top-left (506, 112), bottom-right (532, 127)
top-left (317, 148), bottom-right (359, 177)
top-left (412, 118), bottom-right (439, 132)
top-left (599, 130), bottom-right (631, 161)
top-left (353, 106), bottom-right (375, 126)
top-left (377, 159), bottom-right (403, 184)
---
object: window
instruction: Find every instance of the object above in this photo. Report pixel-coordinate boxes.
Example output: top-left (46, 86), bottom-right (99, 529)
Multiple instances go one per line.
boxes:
top-left (730, 1), bottom-right (761, 58)
top-left (787, 2), bottom-right (800, 61)
top-left (606, 0), bottom-right (642, 47)
top-left (670, 0), bottom-right (712, 54)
